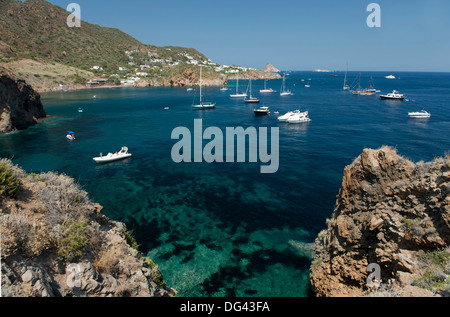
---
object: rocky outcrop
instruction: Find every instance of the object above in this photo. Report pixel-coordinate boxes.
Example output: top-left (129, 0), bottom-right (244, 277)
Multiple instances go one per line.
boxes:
top-left (262, 62), bottom-right (280, 73)
top-left (310, 147), bottom-right (450, 297)
top-left (0, 66), bottom-right (46, 134)
top-left (0, 159), bottom-right (176, 297)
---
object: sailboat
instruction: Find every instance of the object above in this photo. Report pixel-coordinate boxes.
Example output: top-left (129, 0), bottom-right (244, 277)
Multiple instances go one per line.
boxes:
top-left (192, 66), bottom-right (216, 110)
top-left (230, 74), bottom-right (247, 98)
top-left (343, 63), bottom-right (350, 90)
top-left (260, 79), bottom-right (274, 93)
top-left (280, 74), bottom-right (292, 96)
top-left (244, 78), bottom-right (260, 103)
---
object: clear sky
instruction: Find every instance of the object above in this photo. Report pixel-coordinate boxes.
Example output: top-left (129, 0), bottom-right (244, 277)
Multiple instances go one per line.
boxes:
top-left (47, 0), bottom-right (450, 72)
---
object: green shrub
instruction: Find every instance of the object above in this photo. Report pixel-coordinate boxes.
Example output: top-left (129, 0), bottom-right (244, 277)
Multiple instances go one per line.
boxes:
top-left (58, 217), bottom-right (89, 262)
top-left (0, 161), bottom-right (20, 198)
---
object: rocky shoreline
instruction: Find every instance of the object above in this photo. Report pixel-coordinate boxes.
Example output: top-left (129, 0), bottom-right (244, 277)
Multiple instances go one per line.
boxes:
top-left (0, 159), bottom-right (176, 297)
top-left (0, 66), bottom-right (46, 134)
top-left (310, 147), bottom-right (450, 297)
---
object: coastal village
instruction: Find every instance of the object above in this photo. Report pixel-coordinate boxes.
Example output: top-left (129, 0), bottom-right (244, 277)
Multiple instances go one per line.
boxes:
top-left (84, 49), bottom-right (271, 89)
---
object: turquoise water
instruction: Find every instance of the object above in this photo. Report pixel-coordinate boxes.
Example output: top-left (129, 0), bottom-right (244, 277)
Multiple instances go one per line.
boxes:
top-left (1, 71), bottom-right (449, 296)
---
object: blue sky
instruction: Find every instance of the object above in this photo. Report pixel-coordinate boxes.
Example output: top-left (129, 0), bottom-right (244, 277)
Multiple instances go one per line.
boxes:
top-left (48, 0), bottom-right (450, 72)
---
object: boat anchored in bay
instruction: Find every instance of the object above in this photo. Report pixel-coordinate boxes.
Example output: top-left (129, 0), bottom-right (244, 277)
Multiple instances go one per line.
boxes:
top-left (192, 66), bottom-right (216, 110)
top-left (93, 147), bottom-right (132, 163)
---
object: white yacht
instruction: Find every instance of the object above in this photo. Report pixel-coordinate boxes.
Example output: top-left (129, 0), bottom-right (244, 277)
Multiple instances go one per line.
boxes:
top-left (277, 110), bottom-right (308, 122)
top-left (287, 113), bottom-right (311, 124)
top-left (408, 110), bottom-right (431, 118)
top-left (93, 147), bottom-right (132, 163)
top-left (385, 75), bottom-right (396, 79)
top-left (380, 90), bottom-right (405, 100)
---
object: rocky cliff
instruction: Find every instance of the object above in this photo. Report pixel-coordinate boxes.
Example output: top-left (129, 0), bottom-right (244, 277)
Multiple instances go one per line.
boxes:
top-left (0, 159), bottom-right (176, 297)
top-left (310, 147), bottom-right (450, 297)
top-left (0, 66), bottom-right (46, 134)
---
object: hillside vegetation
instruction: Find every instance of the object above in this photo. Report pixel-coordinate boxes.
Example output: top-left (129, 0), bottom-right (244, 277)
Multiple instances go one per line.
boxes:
top-left (0, 0), bottom-right (279, 91)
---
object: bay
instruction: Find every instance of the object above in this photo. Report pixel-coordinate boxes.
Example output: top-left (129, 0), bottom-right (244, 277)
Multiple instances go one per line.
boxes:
top-left (1, 71), bottom-right (449, 297)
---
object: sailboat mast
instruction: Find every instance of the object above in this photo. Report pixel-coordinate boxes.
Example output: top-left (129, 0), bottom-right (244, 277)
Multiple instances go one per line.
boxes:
top-left (343, 63), bottom-right (348, 90)
top-left (199, 66), bottom-right (202, 104)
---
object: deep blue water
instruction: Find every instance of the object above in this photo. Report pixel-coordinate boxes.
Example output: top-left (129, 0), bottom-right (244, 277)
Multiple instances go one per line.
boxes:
top-left (1, 71), bottom-right (449, 296)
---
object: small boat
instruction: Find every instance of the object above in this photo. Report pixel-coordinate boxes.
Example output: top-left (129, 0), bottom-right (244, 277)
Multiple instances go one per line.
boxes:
top-left (385, 75), bottom-right (396, 79)
top-left (192, 66), bottom-right (216, 110)
top-left (220, 87), bottom-right (229, 91)
top-left (230, 74), bottom-right (247, 98)
top-left (254, 106), bottom-right (270, 116)
top-left (164, 107), bottom-right (169, 110)
top-left (93, 95), bottom-right (97, 99)
top-left (278, 110), bottom-right (308, 122)
top-left (280, 75), bottom-right (293, 96)
top-left (244, 79), bottom-right (260, 103)
top-left (305, 81), bottom-right (311, 88)
top-left (66, 131), bottom-right (76, 141)
top-left (78, 108), bottom-right (84, 113)
top-left (260, 79), bottom-right (274, 93)
top-left (408, 110), bottom-right (430, 118)
top-left (187, 87), bottom-right (194, 91)
top-left (380, 90), bottom-right (405, 100)
top-left (93, 147), bottom-right (132, 163)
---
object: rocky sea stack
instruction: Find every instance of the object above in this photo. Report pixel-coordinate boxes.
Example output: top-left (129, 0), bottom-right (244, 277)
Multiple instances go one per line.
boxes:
top-left (310, 146), bottom-right (450, 297)
top-left (0, 159), bottom-right (176, 297)
top-left (0, 66), bottom-right (46, 134)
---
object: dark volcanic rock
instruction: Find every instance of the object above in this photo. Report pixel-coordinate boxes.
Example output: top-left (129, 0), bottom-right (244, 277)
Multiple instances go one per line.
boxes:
top-left (0, 66), bottom-right (46, 133)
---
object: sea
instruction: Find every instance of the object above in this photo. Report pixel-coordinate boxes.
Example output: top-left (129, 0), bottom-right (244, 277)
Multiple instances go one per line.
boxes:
top-left (1, 71), bottom-right (449, 297)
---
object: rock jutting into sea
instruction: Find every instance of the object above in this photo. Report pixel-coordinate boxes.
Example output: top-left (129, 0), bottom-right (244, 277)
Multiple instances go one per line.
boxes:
top-left (310, 146), bottom-right (450, 297)
top-left (262, 62), bottom-right (280, 73)
top-left (0, 159), bottom-right (176, 297)
top-left (0, 66), bottom-right (46, 134)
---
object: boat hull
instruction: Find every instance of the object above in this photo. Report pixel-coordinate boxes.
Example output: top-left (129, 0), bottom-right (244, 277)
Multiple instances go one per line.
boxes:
top-left (192, 104), bottom-right (216, 110)
top-left (93, 154), bottom-right (132, 163)
top-left (254, 111), bottom-right (269, 116)
top-left (380, 96), bottom-right (404, 100)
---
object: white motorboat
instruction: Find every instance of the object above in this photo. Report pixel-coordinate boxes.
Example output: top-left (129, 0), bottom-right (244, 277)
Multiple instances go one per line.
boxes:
top-left (187, 87), bottom-right (194, 91)
top-left (408, 110), bottom-right (430, 118)
top-left (78, 108), bottom-right (83, 113)
top-left (254, 106), bottom-right (270, 116)
top-left (385, 75), bottom-right (396, 79)
top-left (380, 90), bottom-right (405, 100)
top-left (278, 110), bottom-right (309, 122)
top-left (93, 147), bottom-right (132, 163)
top-left (287, 113), bottom-right (311, 124)
top-left (220, 87), bottom-right (229, 91)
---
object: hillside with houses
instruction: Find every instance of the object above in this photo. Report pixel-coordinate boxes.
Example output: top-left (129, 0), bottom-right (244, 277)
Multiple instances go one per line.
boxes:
top-left (0, 0), bottom-right (279, 92)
